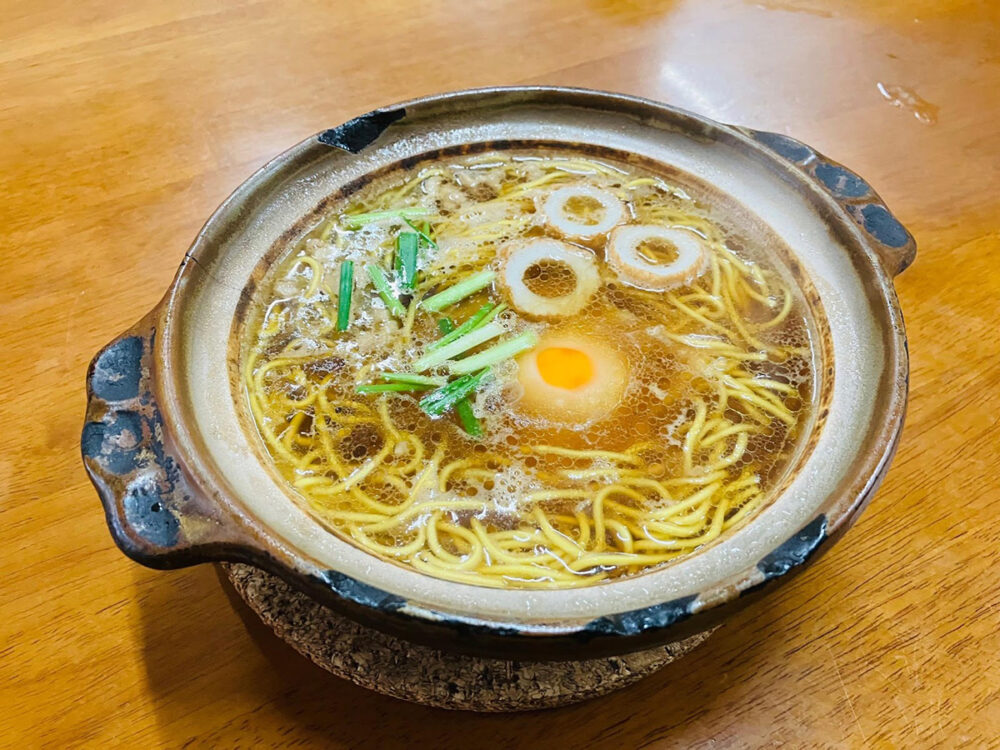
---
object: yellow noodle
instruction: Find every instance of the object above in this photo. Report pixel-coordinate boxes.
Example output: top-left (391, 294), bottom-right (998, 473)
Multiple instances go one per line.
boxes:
top-left (603, 519), bottom-right (635, 553)
top-left (532, 509), bottom-right (585, 559)
top-left (574, 511), bottom-right (592, 547)
top-left (558, 467), bottom-right (648, 480)
top-left (568, 552), bottom-right (678, 572)
top-left (530, 445), bottom-right (642, 464)
top-left (352, 525), bottom-right (427, 558)
top-left (523, 488), bottom-right (592, 503)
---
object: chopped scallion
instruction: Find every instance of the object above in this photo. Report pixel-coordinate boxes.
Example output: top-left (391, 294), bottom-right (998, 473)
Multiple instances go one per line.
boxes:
top-left (481, 302), bottom-right (507, 325)
top-left (454, 399), bottom-right (483, 437)
top-left (336, 260), bottom-right (353, 331)
top-left (448, 330), bottom-right (539, 375)
top-left (397, 232), bottom-right (419, 289)
top-left (420, 269), bottom-right (496, 312)
top-left (380, 372), bottom-right (446, 387)
top-left (429, 304), bottom-right (495, 351)
top-left (433, 319), bottom-right (482, 436)
top-left (412, 321), bottom-right (504, 372)
top-left (365, 264), bottom-right (407, 318)
top-left (419, 369), bottom-right (491, 416)
top-left (342, 208), bottom-right (429, 229)
top-left (356, 382), bottom-right (435, 394)
top-left (404, 218), bottom-right (438, 249)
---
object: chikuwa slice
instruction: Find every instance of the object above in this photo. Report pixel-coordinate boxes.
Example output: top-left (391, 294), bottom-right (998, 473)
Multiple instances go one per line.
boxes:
top-left (541, 185), bottom-right (625, 239)
top-left (606, 225), bottom-right (709, 291)
top-left (496, 238), bottom-right (601, 319)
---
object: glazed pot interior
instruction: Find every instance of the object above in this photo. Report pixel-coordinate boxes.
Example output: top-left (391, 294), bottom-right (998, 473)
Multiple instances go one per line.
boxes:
top-left (158, 89), bottom-right (904, 625)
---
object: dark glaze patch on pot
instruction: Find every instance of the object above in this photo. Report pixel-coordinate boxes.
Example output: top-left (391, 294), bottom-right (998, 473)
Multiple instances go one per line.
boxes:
top-left (318, 107), bottom-right (407, 154)
top-left (757, 514), bottom-right (828, 580)
top-left (317, 570), bottom-right (407, 612)
top-left (582, 594), bottom-right (697, 637)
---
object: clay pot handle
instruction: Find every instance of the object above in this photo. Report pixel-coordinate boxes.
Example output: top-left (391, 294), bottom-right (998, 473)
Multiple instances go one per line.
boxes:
top-left (742, 128), bottom-right (916, 276)
top-left (82, 315), bottom-right (251, 568)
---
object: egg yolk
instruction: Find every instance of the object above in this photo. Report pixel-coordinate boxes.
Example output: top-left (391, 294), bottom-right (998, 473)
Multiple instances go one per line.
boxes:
top-left (535, 347), bottom-right (594, 390)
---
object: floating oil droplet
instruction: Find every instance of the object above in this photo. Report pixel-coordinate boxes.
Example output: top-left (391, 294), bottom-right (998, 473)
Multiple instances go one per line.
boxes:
top-left (876, 82), bottom-right (939, 125)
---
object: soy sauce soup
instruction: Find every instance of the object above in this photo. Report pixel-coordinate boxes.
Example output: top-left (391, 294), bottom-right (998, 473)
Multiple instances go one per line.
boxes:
top-left (241, 150), bottom-right (815, 589)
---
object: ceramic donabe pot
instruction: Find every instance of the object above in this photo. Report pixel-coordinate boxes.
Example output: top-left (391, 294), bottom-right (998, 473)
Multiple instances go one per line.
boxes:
top-left (82, 87), bottom-right (914, 660)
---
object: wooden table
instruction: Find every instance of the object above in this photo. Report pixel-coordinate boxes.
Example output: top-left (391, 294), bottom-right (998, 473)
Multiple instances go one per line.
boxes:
top-left (3, 1), bottom-right (998, 746)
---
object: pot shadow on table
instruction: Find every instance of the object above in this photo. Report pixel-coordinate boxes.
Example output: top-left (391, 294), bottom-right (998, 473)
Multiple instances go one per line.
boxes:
top-left (137, 563), bottom-right (769, 748)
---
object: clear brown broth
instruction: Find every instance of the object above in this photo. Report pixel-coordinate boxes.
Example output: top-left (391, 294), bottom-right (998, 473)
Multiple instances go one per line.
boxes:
top-left (241, 150), bottom-right (815, 589)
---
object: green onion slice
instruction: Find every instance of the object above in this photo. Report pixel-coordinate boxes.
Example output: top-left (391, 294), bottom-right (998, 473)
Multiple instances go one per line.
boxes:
top-left (397, 232), bottom-right (419, 290)
top-left (380, 372), bottom-right (447, 387)
top-left (412, 321), bottom-right (504, 372)
top-left (342, 208), bottom-right (429, 229)
top-left (365, 264), bottom-right (407, 318)
top-left (336, 260), bottom-right (353, 331)
top-left (433, 318), bottom-right (484, 436)
top-left (420, 269), bottom-right (496, 312)
top-left (429, 304), bottom-right (495, 351)
top-left (404, 218), bottom-right (438, 249)
top-left (419, 369), bottom-right (492, 416)
top-left (356, 382), bottom-right (435, 394)
top-left (454, 399), bottom-right (483, 437)
top-left (447, 330), bottom-right (538, 375)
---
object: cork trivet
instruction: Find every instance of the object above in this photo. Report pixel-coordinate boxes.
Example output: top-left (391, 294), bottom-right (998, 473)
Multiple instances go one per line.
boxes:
top-left (224, 562), bottom-right (713, 712)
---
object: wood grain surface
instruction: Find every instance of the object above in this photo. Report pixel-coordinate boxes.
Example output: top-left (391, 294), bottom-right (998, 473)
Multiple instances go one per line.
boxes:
top-left (2, 1), bottom-right (999, 747)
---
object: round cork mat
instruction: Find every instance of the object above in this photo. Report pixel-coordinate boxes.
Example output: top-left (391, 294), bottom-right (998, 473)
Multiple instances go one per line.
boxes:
top-left (224, 563), bottom-right (713, 712)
